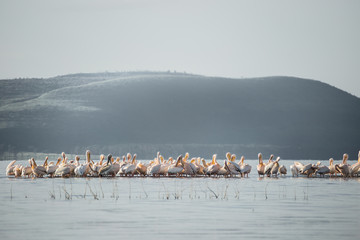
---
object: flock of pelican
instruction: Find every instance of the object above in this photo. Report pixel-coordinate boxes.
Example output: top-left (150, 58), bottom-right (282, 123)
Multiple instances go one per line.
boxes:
top-left (5, 151), bottom-right (360, 179)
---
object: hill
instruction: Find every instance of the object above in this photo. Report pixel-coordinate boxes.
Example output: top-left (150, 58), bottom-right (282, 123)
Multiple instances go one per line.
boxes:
top-left (0, 72), bottom-right (359, 160)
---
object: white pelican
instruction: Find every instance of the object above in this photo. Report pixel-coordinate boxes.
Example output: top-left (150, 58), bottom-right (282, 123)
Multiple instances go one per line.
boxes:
top-left (239, 156), bottom-right (252, 177)
top-left (6, 160), bottom-right (16, 176)
top-left (257, 153), bottom-right (266, 177)
top-left (350, 151), bottom-right (360, 177)
top-left (159, 155), bottom-right (170, 176)
top-left (289, 164), bottom-right (298, 177)
top-left (135, 161), bottom-right (148, 176)
top-left (226, 153), bottom-right (241, 176)
top-left (206, 154), bottom-right (221, 176)
top-left (54, 153), bottom-right (71, 177)
top-left (74, 151), bottom-right (91, 177)
top-left (278, 165), bottom-right (287, 176)
top-left (328, 158), bottom-right (337, 177)
top-left (123, 154), bottom-right (137, 176)
top-left (189, 158), bottom-right (201, 175)
top-left (335, 153), bottom-right (350, 178)
top-left (181, 154), bottom-right (196, 176)
top-left (147, 152), bottom-right (162, 176)
top-left (47, 158), bottom-right (61, 177)
top-left (13, 165), bottom-right (22, 177)
top-left (168, 155), bottom-right (184, 176)
top-left (21, 159), bottom-right (33, 177)
top-left (217, 159), bottom-right (231, 176)
top-left (300, 162), bottom-right (319, 178)
top-left (314, 161), bottom-right (329, 177)
top-left (98, 154), bottom-right (118, 177)
top-left (264, 156), bottom-right (278, 177)
top-left (90, 154), bottom-right (105, 176)
top-left (31, 158), bottom-right (47, 177)
top-left (270, 158), bottom-right (280, 177)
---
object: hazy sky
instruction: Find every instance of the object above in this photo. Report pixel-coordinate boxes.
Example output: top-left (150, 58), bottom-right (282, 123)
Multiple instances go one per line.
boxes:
top-left (1, 0), bottom-right (359, 97)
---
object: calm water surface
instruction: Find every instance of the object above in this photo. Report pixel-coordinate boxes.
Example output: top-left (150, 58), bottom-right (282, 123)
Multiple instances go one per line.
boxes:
top-left (0, 160), bottom-right (359, 240)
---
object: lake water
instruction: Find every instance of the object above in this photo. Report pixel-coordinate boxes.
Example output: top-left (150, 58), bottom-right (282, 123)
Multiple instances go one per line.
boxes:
top-left (0, 159), bottom-right (359, 239)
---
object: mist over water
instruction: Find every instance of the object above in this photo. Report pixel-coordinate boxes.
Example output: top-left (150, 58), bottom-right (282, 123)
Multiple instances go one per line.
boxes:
top-left (1, 160), bottom-right (359, 239)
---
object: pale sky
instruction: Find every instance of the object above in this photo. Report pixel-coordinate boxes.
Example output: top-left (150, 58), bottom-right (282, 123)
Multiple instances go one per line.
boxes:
top-left (1, 0), bottom-right (359, 97)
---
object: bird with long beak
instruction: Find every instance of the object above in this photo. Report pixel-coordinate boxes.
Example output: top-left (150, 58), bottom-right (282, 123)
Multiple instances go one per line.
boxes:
top-left (290, 162), bottom-right (299, 177)
top-left (328, 158), bottom-right (338, 177)
top-left (168, 155), bottom-right (184, 176)
top-left (335, 153), bottom-right (350, 178)
top-left (74, 150), bottom-right (91, 177)
top-left (21, 159), bottom-right (33, 177)
top-left (135, 161), bottom-right (148, 176)
top-left (6, 160), bottom-right (17, 176)
top-left (279, 164), bottom-right (287, 176)
top-left (147, 152), bottom-right (162, 176)
top-left (350, 151), bottom-right (360, 177)
top-left (13, 165), bottom-right (23, 177)
top-left (206, 154), bottom-right (221, 176)
top-left (31, 158), bottom-right (47, 177)
top-left (239, 156), bottom-right (252, 177)
top-left (181, 154), bottom-right (196, 176)
top-left (46, 157), bottom-right (61, 177)
top-left (226, 153), bottom-right (241, 175)
top-left (54, 153), bottom-right (71, 177)
top-left (98, 154), bottom-right (117, 177)
top-left (315, 162), bottom-right (330, 177)
top-left (217, 159), bottom-right (231, 177)
top-left (270, 158), bottom-right (280, 177)
top-left (264, 156), bottom-right (277, 177)
top-left (123, 154), bottom-right (137, 176)
top-left (257, 153), bottom-right (265, 177)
